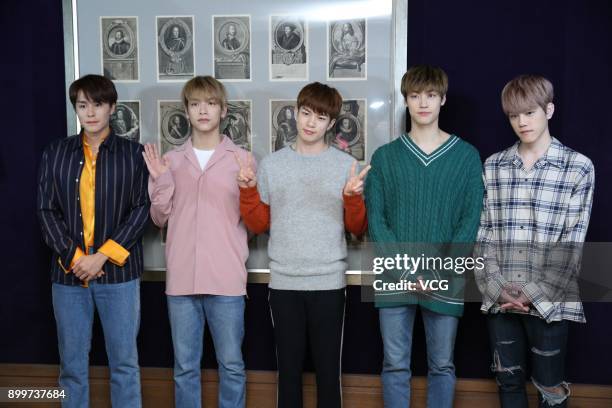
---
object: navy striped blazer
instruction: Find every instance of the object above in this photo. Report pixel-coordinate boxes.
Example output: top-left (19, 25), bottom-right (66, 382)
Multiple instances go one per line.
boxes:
top-left (37, 131), bottom-right (150, 285)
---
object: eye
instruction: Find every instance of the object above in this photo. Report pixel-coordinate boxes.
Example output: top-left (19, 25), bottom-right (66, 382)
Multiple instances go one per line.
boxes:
top-left (190, 102), bottom-right (197, 107)
top-left (95, 102), bottom-right (101, 107)
top-left (527, 111), bottom-right (534, 116)
top-left (318, 116), bottom-right (327, 121)
top-left (509, 114), bottom-right (518, 119)
top-left (409, 94), bottom-right (418, 99)
top-left (428, 93), bottom-right (436, 98)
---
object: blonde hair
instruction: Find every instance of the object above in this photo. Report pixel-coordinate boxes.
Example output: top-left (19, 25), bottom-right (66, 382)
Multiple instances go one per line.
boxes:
top-left (181, 75), bottom-right (227, 109)
top-left (401, 65), bottom-right (448, 99)
top-left (501, 75), bottom-right (554, 115)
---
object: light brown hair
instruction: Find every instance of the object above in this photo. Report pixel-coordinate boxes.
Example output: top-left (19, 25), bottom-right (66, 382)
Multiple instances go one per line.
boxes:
top-left (401, 65), bottom-right (448, 99)
top-left (501, 74), bottom-right (554, 115)
top-left (181, 75), bottom-right (227, 109)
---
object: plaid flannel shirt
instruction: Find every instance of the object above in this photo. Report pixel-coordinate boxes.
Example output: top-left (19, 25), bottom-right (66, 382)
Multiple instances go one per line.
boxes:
top-left (475, 137), bottom-right (594, 323)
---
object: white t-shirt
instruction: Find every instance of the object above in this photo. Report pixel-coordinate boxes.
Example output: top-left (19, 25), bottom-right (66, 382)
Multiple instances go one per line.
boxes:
top-left (193, 147), bottom-right (215, 171)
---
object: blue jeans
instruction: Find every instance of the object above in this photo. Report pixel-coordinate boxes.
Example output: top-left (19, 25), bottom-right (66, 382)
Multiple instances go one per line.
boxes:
top-left (52, 279), bottom-right (141, 408)
top-left (487, 313), bottom-right (570, 408)
top-left (167, 295), bottom-right (246, 408)
top-left (379, 305), bottom-right (459, 408)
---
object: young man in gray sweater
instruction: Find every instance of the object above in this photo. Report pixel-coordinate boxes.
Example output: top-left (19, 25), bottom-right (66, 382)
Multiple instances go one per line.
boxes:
top-left (236, 82), bottom-right (369, 407)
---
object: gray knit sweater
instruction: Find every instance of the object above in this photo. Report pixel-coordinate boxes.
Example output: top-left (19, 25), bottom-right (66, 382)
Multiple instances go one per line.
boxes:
top-left (257, 146), bottom-right (354, 290)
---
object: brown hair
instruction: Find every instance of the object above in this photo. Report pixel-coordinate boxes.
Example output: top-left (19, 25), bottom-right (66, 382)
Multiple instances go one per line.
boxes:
top-left (401, 65), bottom-right (448, 99)
top-left (501, 74), bottom-right (554, 115)
top-left (181, 75), bottom-right (227, 109)
top-left (296, 82), bottom-right (343, 119)
top-left (68, 74), bottom-right (117, 109)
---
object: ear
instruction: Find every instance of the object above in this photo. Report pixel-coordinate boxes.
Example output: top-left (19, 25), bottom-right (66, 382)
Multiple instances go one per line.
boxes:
top-left (440, 95), bottom-right (447, 106)
top-left (221, 105), bottom-right (228, 120)
top-left (110, 103), bottom-right (116, 115)
top-left (545, 103), bottom-right (554, 120)
top-left (327, 118), bottom-right (336, 131)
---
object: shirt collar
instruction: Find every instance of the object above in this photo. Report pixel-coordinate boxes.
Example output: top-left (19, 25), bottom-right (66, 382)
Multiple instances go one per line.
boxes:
top-left (73, 128), bottom-right (117, 152)
top-left (499, 137), bottom-right (567, 169)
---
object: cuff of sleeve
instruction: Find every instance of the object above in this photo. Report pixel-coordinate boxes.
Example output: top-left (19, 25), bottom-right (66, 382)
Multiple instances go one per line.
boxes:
top-left (485, 277), bottom-right (504, 306)
top-left (239, 185), bottom-right (260, 199)
top-left (343, 193), bottom-right (364, 207)
top-left (149, 170), bottom-right (174, 193)
top-left (58, 246), bottom-right (85, 274)
top-left (523, 282), bottom-right (553, 319)
top-left (98, 239), bottom-right (130, 266)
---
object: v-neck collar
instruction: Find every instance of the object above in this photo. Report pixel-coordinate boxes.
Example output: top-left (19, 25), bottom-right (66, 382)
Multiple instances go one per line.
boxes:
top-left (399, 133), bottom-right (459, 167)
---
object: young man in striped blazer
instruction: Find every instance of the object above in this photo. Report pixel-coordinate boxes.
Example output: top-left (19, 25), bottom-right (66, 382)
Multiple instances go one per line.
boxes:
top-left (37, 74), bottom-right (150, 408)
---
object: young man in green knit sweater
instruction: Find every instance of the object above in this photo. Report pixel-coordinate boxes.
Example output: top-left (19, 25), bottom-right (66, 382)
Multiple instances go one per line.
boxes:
top-left (365, 65), bottom-right (483, 408)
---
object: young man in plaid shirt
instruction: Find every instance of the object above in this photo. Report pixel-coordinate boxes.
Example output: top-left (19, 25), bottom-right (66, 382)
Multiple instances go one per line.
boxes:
top-left (476, 75), bottom-right (595, 407)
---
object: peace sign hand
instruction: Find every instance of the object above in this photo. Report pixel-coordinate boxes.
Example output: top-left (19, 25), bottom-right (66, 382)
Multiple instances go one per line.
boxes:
top-left (142, 143), bottom-right (170, 180)
top-left (234, 152), bottom-right (257, 188)
top-left (343, 161), bottom-right (371, 196)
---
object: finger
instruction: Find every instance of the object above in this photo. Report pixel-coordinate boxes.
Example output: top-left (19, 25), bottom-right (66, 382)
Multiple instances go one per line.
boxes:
top-left (151, 144), bottom-right (160, 160)
top-left (233, 151), bottom-right (243, 169)
top-left (349, 161), bottom-right (357, 178)
top-left (358, 165), bottom-right (372, 180)
top-left (246, 152), bottom-right (251, 170)
top-left (162, 156), bottom-right (170, 168)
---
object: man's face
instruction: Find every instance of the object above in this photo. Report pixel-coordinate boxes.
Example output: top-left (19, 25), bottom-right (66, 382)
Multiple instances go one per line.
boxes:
top-left (115, 31), bottom-right (123, 41)
top-left (173, 116), bottom-right (180, 125)
top-left (508, 104), bottom-right (553, 145)
top-left (172, 26), bottom-right (179, 38)
top-left (405, 90), bottom-right (445, 127)
top-left (284, 108), bottom-right (293, 120)
top-left (284, 26), bottom-right (291, 36)
top-left (342, 118), bottom-right (350, 128)
top-left (186, 93), bottom-right (227, 134)
top-left (116, 110), bottom-right (124, 119)
top-left (296, 106), bottom-right (335, 146)
top-left (228, 25), bottom-right (236, 36)
top-left (343, 23), bottom-right (350, 33)
top-left (75, 90), bottom-right (115, 137)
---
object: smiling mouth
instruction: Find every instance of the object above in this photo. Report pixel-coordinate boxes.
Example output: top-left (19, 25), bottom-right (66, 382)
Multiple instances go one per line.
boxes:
top-left (303, 129), bottom-right (315, 135)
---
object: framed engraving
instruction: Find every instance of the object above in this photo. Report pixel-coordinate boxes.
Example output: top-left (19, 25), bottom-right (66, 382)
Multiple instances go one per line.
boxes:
top-left (326, 99), bottom-right (367, 162)
top-left (213, 15), bottom-right (251, 81)
top-left (158, 100), bottom-right (190, 155)
top-left (220, 100), bottom-right (252, 151)
top-left (111, 100), bottom-right (141, 143)
top-left (101, 17), bottom-right (139, 81)
top-left (270, 100), bottom-right (298, 152)
top-left (327, 19), bottom-right (367, 80)
top-left (269, 16), bottom-right (308, 81)
top-left (156, 16), bottom-right (195, 82)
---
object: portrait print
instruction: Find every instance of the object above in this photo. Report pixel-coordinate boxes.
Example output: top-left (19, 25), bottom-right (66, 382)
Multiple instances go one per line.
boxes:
top-left (213, 15), bottom-right (251, 81)
top-left (156, 16), bottom-right (195, 81)
top-left (101, 17), bottom-right (139, 81)
top-left (328, 19), bottom-right (366, 80)
top-left (111, 101), bottom-right (140, 142)
top-left (326, 99), bottom-right (367, 162)
top-left (270, 16), bottom-right (308, 81)
top-left (270, 100), bottom-right (298, 152)
top-left (159, 100), bottom-right (190, 155)
top-left (220, 100), bottom-right (252, 151)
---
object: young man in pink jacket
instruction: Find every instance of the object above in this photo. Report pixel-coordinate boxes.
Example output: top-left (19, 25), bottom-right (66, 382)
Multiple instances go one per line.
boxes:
top-left (144, 76), bottom-right (253, 408)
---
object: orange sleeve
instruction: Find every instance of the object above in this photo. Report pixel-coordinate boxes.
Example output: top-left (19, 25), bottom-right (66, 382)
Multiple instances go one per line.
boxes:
top-left (58, 246), bottom-right (85, 274)
top-left (98, 239), bottom-right (130, 266)
top-left (343, 193), bottom-right (367, 236)
top-left (239, 186), bottom-right (271, 234)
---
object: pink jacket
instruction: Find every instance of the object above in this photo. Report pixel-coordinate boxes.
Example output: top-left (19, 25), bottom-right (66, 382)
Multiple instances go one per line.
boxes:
top-left (148, 136), bottom-right (254, 296)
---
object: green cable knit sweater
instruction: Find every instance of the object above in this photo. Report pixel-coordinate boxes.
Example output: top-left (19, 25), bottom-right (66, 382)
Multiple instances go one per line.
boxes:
top-left (365, 133), bottom-right (484, 316)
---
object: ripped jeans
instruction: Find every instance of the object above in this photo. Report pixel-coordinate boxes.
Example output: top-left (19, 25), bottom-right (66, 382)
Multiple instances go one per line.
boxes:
top-left (487, 313), bottom-right (570, 408)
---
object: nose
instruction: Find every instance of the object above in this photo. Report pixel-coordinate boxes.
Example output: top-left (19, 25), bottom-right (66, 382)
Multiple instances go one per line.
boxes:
top-left (306, 114), bottom-right (316, 127)
top-left (86, 104), bottom-right (95, 116)
top-left (419, 95), bottom-right (428, 107)
top-left (518, 114), bottom-right (528, 126)
top-left (199, 103), bottom-right (207, 114)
